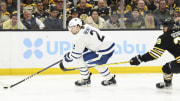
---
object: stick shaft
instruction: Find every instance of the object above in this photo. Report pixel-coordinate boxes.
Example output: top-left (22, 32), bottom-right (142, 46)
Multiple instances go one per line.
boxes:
top-left (9, 60), bottom-right (61, 88)
top-left (79, 61), bottom-right (130, 69)
top-left (61, 61), bottom-right (129, 71)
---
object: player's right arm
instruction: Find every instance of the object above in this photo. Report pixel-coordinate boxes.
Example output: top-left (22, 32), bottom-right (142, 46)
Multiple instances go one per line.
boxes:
top-left (130, 35), bottom-right (167, 65)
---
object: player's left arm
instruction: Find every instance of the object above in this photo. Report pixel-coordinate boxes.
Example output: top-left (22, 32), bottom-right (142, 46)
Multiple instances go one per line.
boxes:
top-left (64, 36), bottom-right (86, 62)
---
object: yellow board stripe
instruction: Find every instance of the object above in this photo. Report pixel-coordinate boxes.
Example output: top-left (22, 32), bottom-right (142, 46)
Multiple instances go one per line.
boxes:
top-left (0, 66), bottom-right (162, 75)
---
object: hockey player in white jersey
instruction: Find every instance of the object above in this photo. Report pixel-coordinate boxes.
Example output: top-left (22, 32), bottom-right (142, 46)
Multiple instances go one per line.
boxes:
top-left (59, 18), bottom-right (116, 86)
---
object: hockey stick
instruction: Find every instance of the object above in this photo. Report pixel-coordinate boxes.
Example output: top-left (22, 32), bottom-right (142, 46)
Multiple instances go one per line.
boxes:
top-left (3, 60), bottom-right (62, 89)
top-left (60, 61), bottom-right (130, 71)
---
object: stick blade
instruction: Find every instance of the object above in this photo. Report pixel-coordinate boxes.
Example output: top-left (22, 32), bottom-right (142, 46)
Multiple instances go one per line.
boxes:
top-left (59, 62), bottom-right (75, 71)
top-left (3, 86), bottom-right (10, 89)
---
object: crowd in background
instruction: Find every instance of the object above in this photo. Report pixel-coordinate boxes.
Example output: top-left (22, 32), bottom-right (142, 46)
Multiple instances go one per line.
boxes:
top-left (0, 0), bottom-right (179, 30)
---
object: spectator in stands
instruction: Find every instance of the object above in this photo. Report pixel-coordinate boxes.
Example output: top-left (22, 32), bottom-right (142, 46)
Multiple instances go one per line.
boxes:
top-left (144, 0), bottom-right (157, 11)
top-left (43, 7), bottom-right (63, 30)
top-left (125, 7), bottom-right (145, 29)
top-left (153, 0), bottom-right (160, 10)
top-left (144, 10), bottom-right (156, 29)
top-left (33, 1), bottom-right (49, 22)
top-left (23, 0), bottom-right (37, 13)
top-left (42, 0), bottom-right (51, 11)
top-left (108, 0), bottom-right (121, 8)
top-left (22, 10), bottom-right (45, 29)
top-left (67, 8), bottom-right (79, 27)
top-left (153, 0), bottom-right (171, 28)
top-left (69, 0), bottom-right (94, 8)
top-left (116, 2), bottom-right (128, 15)
top-left (84, 9), bottom-right (105, 29)
top-left (137, 0), bottom-right (148, 17)
top-left (3, 11), bottom-right (25, 29)
top-left (173, 7), bottom-right (180, 29)
top-left (166, 0), bottom-right (177, 15)
top-left (104, 11), bottom-right (126, 29)
top-left (76, 0), bottom-right (92, 21)
top-left (116, 2), bottom-right (130, 19)
top-left (48, 0), bottom-right (56, 7)
top-left (0, 1), bottom-right (10, 29)
top-left (55, 0), bottom-right (63, 19)
top-left (68, 0), bottom-right (79, 8)
top-left (76, 0), bottom-right (94, 8)
top-left (5, 0), bottom-right (17, 14)
top-left (126, 0), bottom-right (148, 12)
top-left (55, 0), bottom-right (70, 19)
top-left (95, 0), bottom-right (111, 20)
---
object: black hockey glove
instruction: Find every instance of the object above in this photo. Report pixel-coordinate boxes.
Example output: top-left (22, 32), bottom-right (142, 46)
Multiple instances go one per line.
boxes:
top-left (130, 55), bottom-right (143, 65)
top-left (64, 52), bottom-right (73, 62)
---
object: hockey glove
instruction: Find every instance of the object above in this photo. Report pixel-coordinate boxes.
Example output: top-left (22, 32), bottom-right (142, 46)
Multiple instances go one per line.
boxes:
top-left (130, 55), bottom-right (143, 65)
top-left (64, 52), bottom-right (73, 62)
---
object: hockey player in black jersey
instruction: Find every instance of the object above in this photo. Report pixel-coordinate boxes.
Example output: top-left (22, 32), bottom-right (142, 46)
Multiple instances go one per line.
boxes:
top-left (129, 18), bottom-right (180, 88)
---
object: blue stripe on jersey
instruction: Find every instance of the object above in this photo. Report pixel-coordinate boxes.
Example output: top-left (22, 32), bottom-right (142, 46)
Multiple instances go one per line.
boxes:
top-left (84, 50), bottom-right (114, 65)
top-left (98, 43), bottom-right (115, 52)
top-left (72, 51), bottom-right (82, 55)
top-left (71, 54), bottom-right (79, 59)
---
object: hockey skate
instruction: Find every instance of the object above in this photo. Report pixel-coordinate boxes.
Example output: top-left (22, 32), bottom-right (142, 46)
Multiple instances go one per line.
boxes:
top-left (101, 75), bottom-right (116, 86)
top-left (156, 80), bottom-right (172, 88)
top-left (156, 73), bottom-right (173, 89)
top-left (75, 73), bottom-right (92, 86)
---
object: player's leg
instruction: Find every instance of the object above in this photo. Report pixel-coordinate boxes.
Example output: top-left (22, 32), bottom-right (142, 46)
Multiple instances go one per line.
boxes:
top-left (74, 57), bottom-right (92, 86)
top-left (83, 51), bottom-right (116, 86)
top-left (98, 67), bottom-right (116, 86)
top-left (59, 58), bottom-right (92, 86)
top-left (156, 60), bottom-right (180, 88)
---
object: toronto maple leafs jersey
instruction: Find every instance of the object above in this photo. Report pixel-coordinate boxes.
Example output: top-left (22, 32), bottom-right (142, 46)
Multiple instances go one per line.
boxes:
top-left (70, 24), bottom-right (115, 59)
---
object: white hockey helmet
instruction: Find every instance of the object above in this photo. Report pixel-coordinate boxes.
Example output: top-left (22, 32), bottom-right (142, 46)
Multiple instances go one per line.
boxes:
top-left (68, 18), bottom-right (82, 30)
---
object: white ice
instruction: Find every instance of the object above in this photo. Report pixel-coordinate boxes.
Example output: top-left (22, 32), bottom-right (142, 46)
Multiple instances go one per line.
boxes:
top-left (0, 73), bottom-right (180, 101)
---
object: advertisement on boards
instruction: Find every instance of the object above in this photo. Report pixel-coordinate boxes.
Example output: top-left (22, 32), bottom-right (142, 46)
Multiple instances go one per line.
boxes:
top-left (0, 30), bottom-right (174, 68)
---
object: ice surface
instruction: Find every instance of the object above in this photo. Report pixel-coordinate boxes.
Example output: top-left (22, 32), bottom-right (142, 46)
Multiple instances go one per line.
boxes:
top-left (0, 73), bottom-right (180, 101)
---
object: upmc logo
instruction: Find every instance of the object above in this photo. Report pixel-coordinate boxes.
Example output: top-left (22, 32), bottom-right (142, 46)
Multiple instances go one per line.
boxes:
top-left (23, 38), bottom-right (71, 59)
top-left (23, 38), bottom-right (146, 59)
top-left (23, 38), bottom-right (43, 59)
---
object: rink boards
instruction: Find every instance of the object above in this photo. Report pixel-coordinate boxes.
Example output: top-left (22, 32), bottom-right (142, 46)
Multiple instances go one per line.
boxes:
top-left (0, 30), bottom-right (174, 75)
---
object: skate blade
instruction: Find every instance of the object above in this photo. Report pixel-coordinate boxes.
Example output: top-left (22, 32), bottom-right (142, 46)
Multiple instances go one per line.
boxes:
top-left (103, 83), bottom-right (117, 87)
top-left (75, 84), bottom-right (91, 87)
top-left (156, 85), bottom-right (172, 89)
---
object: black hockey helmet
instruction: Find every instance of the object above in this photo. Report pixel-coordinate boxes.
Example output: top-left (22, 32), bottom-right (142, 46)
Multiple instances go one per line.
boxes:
top-left (162, 17), bottom-right (175, 29)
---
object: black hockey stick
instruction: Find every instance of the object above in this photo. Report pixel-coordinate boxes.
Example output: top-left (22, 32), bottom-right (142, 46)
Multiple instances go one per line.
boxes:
top-left (60, 61), bottom-right (129, 71)
top-left (3, 60), bottom-right (62, 89)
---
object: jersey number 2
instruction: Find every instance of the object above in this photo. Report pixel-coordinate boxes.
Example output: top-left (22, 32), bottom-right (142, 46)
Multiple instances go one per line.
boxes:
top-left (90, 30), bottom-right (105, 42)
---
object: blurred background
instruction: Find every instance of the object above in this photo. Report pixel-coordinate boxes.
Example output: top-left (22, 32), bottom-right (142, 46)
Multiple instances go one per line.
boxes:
top-left (0, 0), bottom-right (179, 30)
